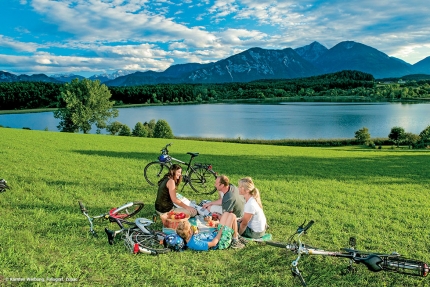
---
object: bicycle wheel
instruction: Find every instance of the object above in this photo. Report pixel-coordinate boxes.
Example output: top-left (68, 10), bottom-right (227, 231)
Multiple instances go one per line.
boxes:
top-left (382, 256), bottom-right (429, 277)
top-left (188, 166), bottom-right (217, 194)
top-left (129, 229), bottom-right (170, 254)
top-left (144, 161), bottom-right (169, 186)
top-left (110, 202), bottom-right (144, 219)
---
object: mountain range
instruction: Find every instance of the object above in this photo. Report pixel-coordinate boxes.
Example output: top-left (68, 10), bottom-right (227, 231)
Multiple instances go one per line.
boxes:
top-left (1, 41), bottom-right (429, 86)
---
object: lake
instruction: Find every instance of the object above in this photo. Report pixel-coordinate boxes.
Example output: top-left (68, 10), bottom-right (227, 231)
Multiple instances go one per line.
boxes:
top-left (1, 102), bottom-right (430, 139)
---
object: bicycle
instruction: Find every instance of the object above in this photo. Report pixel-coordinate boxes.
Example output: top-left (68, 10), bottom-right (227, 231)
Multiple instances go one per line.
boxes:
top-left (265, 220), bottom-right (429, 286)
top-left (78, 201), bottom-right (169, 255)
top-left (0, 179), bottom-right (10, 192)
top-left (144, 143), bottom-right (217, 195)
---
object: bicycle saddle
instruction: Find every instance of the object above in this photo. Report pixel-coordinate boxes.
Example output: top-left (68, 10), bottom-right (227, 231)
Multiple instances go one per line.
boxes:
top-left (187, 152), bottom-right (199, 157)
top-left (358, 254), bottom-right (384, 272)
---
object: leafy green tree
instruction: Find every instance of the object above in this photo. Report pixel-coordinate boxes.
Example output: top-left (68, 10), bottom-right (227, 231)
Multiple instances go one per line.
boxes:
top-left (388, 126), bottom-right (406, 147)
top-left (118, 124), bottom-right (131, 136)
top-left (132, 122), bottom-right (148, 137)
top-left (144, 119), bottom-right (156, 137)
top-left (153, 119), bottom-right (174, 138)
top-left (403, 132), bottom-right (420, 149)
top-left (106, 121), bottom-right (123, 135)
top-left (354, 127), bottom-right (371, 145)
top-left (416, 125), bottom-right (430, 148)
top-left (54, 79), bottom-right (118, 133)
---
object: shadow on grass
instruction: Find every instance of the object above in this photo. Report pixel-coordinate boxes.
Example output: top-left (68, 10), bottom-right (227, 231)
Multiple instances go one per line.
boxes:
top-left (72, 149), bottom-right (430, 185)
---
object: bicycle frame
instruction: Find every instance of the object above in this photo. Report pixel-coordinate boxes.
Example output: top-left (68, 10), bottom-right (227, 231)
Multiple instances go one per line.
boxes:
top-left (78, 201), bottom-right (143, 237)
top-left (267, 220), bottom-right (429, 286)
top-left (159, 143), bottom-right (206, 176)
top-left (145, 143), bottom-right (217, 194)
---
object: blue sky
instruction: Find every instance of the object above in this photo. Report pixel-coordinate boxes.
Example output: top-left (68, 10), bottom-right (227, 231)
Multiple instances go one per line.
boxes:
top-left (1, 0), bottom-right (429, 77)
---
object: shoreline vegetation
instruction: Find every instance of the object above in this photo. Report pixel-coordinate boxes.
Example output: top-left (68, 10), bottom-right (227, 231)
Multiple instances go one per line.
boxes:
top-left (1, 97), bottom-right (429, 148)
top-left (0, 125), bottom-right (411, 149)
top-left (1, 95), bottom-right (430, 116)
top-left (1, 70), bottom-right (429, 148)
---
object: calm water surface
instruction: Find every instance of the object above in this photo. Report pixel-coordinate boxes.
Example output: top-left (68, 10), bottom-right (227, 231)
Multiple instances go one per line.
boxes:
top-left (1, 102), bottom-right (429, 139)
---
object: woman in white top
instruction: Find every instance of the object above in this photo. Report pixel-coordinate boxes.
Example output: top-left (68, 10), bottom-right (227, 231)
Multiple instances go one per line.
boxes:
top-left (237, 177), bottom-right (267, 239)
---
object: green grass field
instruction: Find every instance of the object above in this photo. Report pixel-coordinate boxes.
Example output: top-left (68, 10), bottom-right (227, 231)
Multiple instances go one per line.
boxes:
top-left (1, 127), bottom-right (429, 286)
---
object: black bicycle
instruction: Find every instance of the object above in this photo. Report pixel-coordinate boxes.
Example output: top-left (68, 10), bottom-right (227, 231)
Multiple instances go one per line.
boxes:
top-left (0, 179), bottom-right (10, 192)
top-left (144, 143), bottom-right (217, 194)
top-left (266, 220), bottom-right (429, 286)
top-left (78, 201), bottom-right (169, 255)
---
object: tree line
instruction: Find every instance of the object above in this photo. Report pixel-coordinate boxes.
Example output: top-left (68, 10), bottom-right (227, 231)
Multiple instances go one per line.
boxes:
top-left (1, 70), bottom-right (430, 111)
top-left (355, 125), bottom-right (430, 149)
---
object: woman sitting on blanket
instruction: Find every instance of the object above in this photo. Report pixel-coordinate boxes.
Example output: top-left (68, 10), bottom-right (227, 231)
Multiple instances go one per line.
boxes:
top-left (237, 177), bottom-right (267, 239)
top-left (154, 164), bottom-right (197, 217)
top-left (176, 212), bottom-right (245, 251)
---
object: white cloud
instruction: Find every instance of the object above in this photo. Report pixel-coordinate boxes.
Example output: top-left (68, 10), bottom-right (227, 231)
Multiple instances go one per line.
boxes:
top-left (3, 0), bottom-right (430, 75)
top-left (30, 0), bottom-right (216, 47)
top-left (0, 35), bottom-right (39, 52)
top-left (217, 29), bottom-right (268, 45)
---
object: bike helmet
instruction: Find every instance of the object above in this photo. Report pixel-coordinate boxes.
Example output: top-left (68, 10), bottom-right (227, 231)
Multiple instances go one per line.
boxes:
top-left (158, 155), bottom-right (170, 162)
top-left (163, 234), bottom-right (185, 252)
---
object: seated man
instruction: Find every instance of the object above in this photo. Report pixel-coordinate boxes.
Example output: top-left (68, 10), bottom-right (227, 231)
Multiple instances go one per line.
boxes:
top-left (202, 175), bottom-right (245, 218)
top-left (176, 212), bottom-right (244, 251)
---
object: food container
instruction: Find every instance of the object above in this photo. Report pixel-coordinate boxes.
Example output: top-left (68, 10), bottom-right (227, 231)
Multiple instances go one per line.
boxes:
top-left (160, 212), bottom-right (190, 230)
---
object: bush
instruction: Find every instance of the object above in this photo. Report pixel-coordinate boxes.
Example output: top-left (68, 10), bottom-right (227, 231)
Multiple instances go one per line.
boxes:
top-left (388, 126), bottom-right (405, 147)
top-left (132, 122), bottom-right (148, 137)
top-left (118, 124), bottom-right (131, 136)
top-left (419, 125), bottom-right (430, 145)
top-left (144, 119), bottom-right (156, 138)
top-left (107, 121), bottom-right (123, 135)
top-left (153, 119), bottom-right (174, 139)
top-left (354, 127), bottom-right (371, 145)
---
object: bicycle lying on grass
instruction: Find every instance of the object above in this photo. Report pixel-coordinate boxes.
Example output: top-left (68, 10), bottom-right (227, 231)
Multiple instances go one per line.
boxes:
top-left (0, 179), bottom-right (10, 192)
top-left (78, 201), bottom-right (169, 255)
top-left (266, 220), bottom-right (429, 286)
top-left (144, 143), bottom-right (217, 194)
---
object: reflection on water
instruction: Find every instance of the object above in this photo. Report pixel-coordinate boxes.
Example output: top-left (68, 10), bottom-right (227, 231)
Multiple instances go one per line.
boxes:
top-left (1, 102), bottom-right (429, 139)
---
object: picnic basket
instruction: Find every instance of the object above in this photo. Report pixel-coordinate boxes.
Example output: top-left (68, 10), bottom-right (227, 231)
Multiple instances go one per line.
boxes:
top-left (160, 212), bottom-right (190, 230)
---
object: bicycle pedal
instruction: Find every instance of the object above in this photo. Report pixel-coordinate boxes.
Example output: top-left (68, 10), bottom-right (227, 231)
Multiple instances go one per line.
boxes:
top-left (105, 228), bottom-right (116, 245)
top-left (349, 237), bottom-right (356, 248)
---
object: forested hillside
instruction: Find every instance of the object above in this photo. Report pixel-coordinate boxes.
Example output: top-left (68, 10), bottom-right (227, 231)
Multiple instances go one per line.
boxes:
top-left (1, 70), bottom-right (429, 111)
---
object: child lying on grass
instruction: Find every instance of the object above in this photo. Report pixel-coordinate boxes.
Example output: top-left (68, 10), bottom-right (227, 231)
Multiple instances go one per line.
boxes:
top-left (176, 212), bottom-right (245, 251)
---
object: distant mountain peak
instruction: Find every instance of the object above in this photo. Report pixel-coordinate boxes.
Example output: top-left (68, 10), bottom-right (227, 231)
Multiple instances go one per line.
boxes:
top-left (338, 41), bottom-right (357, 49)
top-left (2, 41), bottom-right (429, 85)
top-left (294, 41), bottom-right (328, 62)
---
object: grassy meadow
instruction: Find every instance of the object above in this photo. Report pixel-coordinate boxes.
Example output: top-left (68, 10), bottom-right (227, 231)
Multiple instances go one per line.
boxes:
top-left (1, 127), bottom-right (429, 287)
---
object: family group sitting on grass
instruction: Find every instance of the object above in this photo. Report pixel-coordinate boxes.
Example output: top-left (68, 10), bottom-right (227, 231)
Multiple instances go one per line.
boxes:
top-left (154, 164), bottom-right (268, 251)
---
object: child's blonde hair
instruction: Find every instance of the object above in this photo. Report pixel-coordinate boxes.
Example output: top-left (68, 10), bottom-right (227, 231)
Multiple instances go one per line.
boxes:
top-left (176, 220), bottom-right (192, 242)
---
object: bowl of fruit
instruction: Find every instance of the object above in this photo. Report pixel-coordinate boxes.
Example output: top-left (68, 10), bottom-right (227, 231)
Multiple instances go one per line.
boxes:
top-left (161, 211), bottom-right (190, 229)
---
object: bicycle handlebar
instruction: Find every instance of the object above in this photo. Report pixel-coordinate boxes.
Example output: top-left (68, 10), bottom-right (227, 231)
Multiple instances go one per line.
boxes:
top-left (297, 220), bottom-right (314, 234)
top-left (78, 201), bottom-right (87, 213)
top-left (161, 143), bottom-right (172, 154)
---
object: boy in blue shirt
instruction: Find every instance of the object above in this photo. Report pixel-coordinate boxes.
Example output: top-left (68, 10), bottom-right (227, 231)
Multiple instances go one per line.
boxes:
top-left (176, 212), bottom-right (245, 251)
